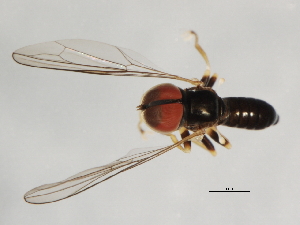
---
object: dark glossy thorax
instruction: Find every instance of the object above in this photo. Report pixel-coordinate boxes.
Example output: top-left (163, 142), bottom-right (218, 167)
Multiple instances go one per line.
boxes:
top-left (181, 89), bottom-right (225, 130)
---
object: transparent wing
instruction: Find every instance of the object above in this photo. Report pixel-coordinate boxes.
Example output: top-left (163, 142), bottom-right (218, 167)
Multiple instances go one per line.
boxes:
top-left (24, 145), bottom-right (174, 204)
top-left (13, 40), bottom-right (195, 84)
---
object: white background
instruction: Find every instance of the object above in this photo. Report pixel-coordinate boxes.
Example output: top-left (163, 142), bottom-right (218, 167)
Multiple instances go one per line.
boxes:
top-left (1, 0), bottom-right (299, 224)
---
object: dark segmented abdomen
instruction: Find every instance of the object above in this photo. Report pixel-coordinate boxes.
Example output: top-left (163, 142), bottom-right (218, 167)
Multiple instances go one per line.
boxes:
top-left (221, 97), bottom-right (279, 130)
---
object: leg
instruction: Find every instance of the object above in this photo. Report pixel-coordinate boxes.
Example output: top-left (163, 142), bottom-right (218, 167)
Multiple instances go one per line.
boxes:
top-left (206, 73), bottom-right (218, 88)
top-left (191, 135), bottom-right (217, 156)
top-left (166, 127), bottom-right (191, 153)
top-left (179, 127), bottom-right (191, 153)
top-left (167, 133), bottom-right (185, 151)
top-left (187, 31), bottom-right (220, 89)
top-left (188, 31), bottom-right (211, 74)
top-left (206, 127), bottom-right (232, 149)
top-left (201, 73), bottom-right (218, 88)
top-left (187, 31), bottom-right (212, 83)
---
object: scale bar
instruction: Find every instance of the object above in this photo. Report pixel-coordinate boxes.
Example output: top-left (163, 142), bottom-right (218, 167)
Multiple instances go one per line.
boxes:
top-left (209, 191), bottom-right (250, 192)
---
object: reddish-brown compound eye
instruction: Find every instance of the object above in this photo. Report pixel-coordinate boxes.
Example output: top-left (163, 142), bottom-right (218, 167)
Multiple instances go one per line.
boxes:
top-left (140, 83), bottom-right (183, 134)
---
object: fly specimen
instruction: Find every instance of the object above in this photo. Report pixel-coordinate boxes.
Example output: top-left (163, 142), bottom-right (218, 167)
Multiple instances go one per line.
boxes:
top-left (13, 31), bottom-right (279, 204)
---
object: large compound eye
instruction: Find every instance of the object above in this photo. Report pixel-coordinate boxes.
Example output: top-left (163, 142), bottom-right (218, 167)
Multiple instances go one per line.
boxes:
top-left (141, 83), bottom-right (183, 134)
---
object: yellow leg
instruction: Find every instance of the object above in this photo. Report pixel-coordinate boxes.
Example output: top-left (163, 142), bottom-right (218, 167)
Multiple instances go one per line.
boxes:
top-left (185, 31), bottom-right (220, 89)
top-left (186, 31), bottom-right (211, 83)
top-left (167, 133), bottom-right (185, 151)
top-left (188, 31), bottom-right (211, 74)
top-left (165, 128), bottom-right (191, 153)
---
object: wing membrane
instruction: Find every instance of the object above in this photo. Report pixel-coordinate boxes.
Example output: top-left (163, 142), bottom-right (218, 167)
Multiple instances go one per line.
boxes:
top-left (24, 145), bottom-right (174, 204)
top-left (24, 130), bottom-right (204, 204)
top-left (13, 40), bottom-right (195, 84)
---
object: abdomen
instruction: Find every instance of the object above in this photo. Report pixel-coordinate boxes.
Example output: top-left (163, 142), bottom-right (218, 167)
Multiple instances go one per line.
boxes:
top-left (221, 97), bottom-right (279, 130)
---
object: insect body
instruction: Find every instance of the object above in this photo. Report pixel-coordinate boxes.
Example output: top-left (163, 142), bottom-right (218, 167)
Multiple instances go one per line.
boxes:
top-left (13, 31), bottom-right (279, 204)
top-left (140, 84), bottom-right (279, 133)
top-left (221, 97), bottom-right (279, 129)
